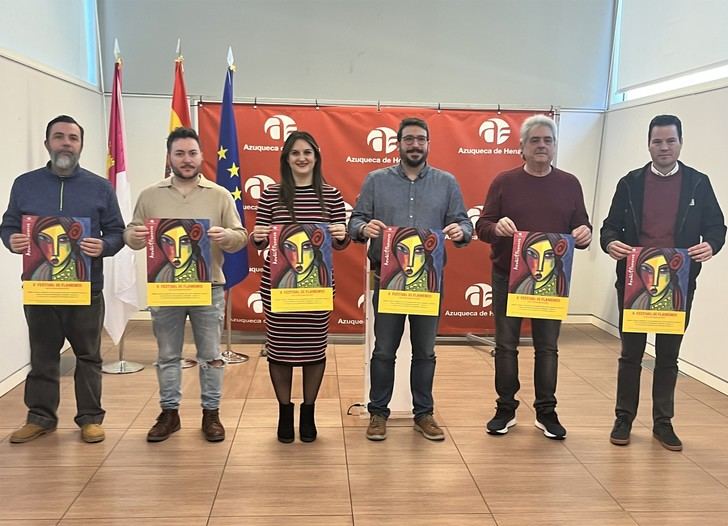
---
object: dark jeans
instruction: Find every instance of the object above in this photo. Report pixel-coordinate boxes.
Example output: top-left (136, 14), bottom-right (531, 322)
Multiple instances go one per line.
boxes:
top-left (23, 293), bottom-right (106, 428)
top-left (616, 286), bottom-right (695, 425)
top-left (492, 271), bottom-right (562, 414)
top-left (367, 278), bottom-right (439, 419)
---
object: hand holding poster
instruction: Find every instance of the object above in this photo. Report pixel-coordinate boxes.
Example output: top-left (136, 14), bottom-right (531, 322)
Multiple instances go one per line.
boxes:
top-left (270, 223), bottom-right (334, 312)
top-left (146, 218), bottom-right (212, 306)
top-left (378, 226), bottom-right (445, 316)
top-left (506, 231), bottom-right (575, 320)
top-left (622, 247), bottom-right (690, 334)
top-left (22, 215), bottom-right (91, 305)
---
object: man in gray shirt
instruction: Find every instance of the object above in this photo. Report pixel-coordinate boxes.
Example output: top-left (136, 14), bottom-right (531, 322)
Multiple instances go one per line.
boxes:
top-left (349, 117), bottom-right (472, 442)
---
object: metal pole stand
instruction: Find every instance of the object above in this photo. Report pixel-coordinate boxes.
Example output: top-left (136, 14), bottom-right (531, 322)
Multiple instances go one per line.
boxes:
top-left (103, 331), bottom-right (144, 374)
top-left (221, 289), bottom-right (248, 364)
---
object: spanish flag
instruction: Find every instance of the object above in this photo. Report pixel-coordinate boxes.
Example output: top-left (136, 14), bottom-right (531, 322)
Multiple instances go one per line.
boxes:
top-left (169, 57), bottom-right (191, 131)
top-left (166, 42), bottom-right (192, 176)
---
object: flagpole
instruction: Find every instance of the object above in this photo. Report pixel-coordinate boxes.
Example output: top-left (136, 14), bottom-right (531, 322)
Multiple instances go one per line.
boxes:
top-left (216, 47), bottom-right (250, 365)
top-left (102, 40), bottom-right (143, 374)
top-left (167, 38), bottom-right (198, 369)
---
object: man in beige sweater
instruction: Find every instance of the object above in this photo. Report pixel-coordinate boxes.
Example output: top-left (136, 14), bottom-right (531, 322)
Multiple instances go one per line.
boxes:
top-left (125, 127), bottom-right (248, 443)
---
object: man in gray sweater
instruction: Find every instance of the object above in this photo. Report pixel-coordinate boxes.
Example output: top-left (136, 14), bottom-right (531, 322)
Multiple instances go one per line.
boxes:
top-left (349, 117), bottom-right (472, 442)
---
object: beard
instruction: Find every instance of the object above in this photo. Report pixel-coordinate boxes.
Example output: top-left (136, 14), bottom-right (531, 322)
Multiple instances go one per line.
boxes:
top-left (401, 148), bottom-right (427, 168)
top-left (171, 164), bottom-right (200, 179)
top-left (51, 150), bottom-right (79, 172)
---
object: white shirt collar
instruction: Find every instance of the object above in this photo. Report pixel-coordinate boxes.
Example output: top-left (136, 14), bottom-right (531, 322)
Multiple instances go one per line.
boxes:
top-left (650, 162), bottom-right (679, 177)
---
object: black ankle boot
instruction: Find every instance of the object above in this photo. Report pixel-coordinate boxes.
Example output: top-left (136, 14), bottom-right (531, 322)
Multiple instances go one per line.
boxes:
top-left (300, 403), bottom-right (317, 442)
top-left (277, 403), bottom-right (294, 443)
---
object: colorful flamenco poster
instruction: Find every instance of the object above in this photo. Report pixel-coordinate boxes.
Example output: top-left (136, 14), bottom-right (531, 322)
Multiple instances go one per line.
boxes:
top-left (21, 215), bottom-right (92, 305)
top-left (506, 231), bottom-right (575, 320)
top-left (269, 223), bottom-right (334, 313)
top-left (378, 226), bottom-right (445, 316)
top-left (146, 218), bottom-right (212, 306)
top-left (622, 247), bottom-right (690, 334)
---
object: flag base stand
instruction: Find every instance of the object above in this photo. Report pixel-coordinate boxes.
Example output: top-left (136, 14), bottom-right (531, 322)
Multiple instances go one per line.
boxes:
top-left (181, 358), bottom-right (197, 368)
top-left (221, 289), bottom-right (249, 364)
top-left (103, 360), bottom-right (144, 374)
top-left (222, 350), bottom-right (249, 364)
top-left (102, 333), bottom-right (144, 375)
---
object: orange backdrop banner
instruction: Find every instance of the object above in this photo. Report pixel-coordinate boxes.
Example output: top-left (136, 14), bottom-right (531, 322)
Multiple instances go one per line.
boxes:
top-left (198, 104), bottom-right (539, 335)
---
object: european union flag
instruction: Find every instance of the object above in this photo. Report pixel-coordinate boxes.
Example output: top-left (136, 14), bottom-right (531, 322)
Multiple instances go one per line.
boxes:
top-left (215, 65), bottom-right (249, 289)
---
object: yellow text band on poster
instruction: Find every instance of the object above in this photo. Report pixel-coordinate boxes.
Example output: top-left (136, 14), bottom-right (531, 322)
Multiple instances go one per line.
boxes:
top-left (622, 310), bottom-right (686, 335)
top-left (23, 281), bottom-right (91, 305)
top-left (147, 283), bottom-right (211, 307)
top-left (271, 288), bottom-right (333, 313)
top-left (378, 290), bottom-right (440, 316)
top-left (506, 293), bottom-right (568, 321)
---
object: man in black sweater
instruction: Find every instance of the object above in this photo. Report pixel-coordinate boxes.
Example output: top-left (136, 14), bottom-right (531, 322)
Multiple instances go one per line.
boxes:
top-left (600, 114), bottom-right (726, 451)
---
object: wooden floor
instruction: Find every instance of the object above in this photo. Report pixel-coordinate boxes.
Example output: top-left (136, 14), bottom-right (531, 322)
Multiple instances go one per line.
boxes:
top-left (2, 322), bottom-right (728, 525)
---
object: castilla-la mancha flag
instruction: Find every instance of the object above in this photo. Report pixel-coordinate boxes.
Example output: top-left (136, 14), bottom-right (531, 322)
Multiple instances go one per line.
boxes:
top-left (104, 56), bottom-right (139, 345)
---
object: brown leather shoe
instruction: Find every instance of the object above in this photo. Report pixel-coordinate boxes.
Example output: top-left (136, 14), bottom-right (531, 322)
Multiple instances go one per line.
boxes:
top-left (81, 423), bottom-right (106, 443)
top-left (147, 409), bottom-right (181, 442)
top-left (366, 414), bottom-right (387, 441)
top-left (202, 409), bottom-right (225, 442)
top-left (414, 414), bottom-right (445, 441)
top-left (9, 423), bottom-right (55, 444)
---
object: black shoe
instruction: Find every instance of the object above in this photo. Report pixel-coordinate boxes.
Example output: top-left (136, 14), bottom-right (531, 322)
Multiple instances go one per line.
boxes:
top-left (535, 411), bottom-right (566, 440)
top-left (486, 407), bottom-right (517, 435)
top-left (653, 422), bottom-right (682, 451)
top-left (299, 403), bottom-right (317, 443)
top-left (610, 416), bottom-right (632, 446)
top-left (277, 403), bottom-right (295, 443)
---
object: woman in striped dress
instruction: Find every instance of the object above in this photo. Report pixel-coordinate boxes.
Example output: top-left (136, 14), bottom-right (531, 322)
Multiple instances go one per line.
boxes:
top-left (252, 131), bottom-right (350, 443)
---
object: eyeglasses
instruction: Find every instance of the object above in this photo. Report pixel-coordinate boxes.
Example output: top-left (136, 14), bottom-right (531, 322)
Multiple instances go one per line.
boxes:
top-left (400, 135), bottom-right (428, 145)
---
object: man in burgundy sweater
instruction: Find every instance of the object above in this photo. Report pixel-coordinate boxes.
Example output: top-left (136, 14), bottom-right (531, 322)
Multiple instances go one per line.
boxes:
top-left (600, 115), bottom-right (725, 451)
top-left (476, 115), bottom-right (592, 440)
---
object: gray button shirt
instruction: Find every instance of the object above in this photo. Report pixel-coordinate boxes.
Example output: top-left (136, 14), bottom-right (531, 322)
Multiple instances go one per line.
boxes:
top-left (348, 163), bottom-right (472, 268)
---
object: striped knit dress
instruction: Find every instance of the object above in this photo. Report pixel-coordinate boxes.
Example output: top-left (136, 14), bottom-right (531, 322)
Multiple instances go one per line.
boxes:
top-left (254, 183), bottom-right (350, 365)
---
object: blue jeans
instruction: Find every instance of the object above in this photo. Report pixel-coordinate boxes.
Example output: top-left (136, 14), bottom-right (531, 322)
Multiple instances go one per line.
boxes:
top-left (492, 271), bottom-right (562, 414)
top-left (151, 286), bottom-right (225, 410)
top-left (367, 278), bottom-right (439, 419)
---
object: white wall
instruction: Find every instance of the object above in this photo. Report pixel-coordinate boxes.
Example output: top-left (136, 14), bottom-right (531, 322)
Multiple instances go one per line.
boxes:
top-left (0, 55), bottom-right (105, 391)
top-left (590, 87), bottom-right (728, 387)
top-left (98, 0), bottom-right (615, 110)
top-left (555, 110), bottom-right (606, 316)
top-left (0, 0), bottom-right (98, 87)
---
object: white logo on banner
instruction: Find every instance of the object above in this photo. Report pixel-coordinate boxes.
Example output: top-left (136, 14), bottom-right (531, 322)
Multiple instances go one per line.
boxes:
top-left (465, 283), bottom-right (493, 308)
top-left (247, 292), bottom-right (264, 314)
top-left (366, 127), bottom-right (398, 154)
top-left (344, 201), bottom-right (354, 222)
top-left (264, 115), bottom-right (297, 141)
top-left (256, 247), bottom-right (270, 262)
top-left (245, 174), bottom-right (276, 200)
top-left (467, 206), bottom-right (484, 230)
top-left (357, 293), bottom-right (366, 309)
top-left (479, 118), bottom-right (511, 145)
